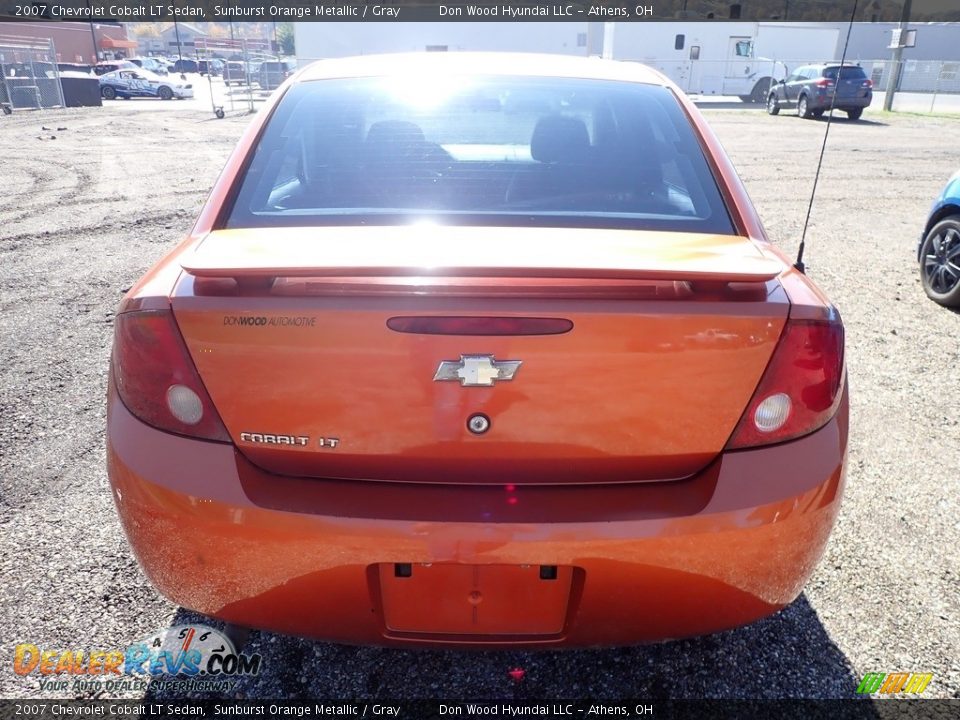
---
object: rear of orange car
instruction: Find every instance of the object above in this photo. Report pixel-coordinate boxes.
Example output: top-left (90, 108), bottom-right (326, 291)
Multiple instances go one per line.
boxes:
top-left (107, 54), bottom-right (847, 647)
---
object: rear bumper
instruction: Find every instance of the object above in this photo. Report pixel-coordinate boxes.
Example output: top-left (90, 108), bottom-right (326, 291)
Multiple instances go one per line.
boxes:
top-left (107, 384), bottom-right (848, 648)
top-left (809, 93), bottom-right (872, 111)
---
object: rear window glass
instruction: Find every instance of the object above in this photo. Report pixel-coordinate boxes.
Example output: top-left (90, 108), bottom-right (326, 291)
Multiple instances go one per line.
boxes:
top-left (823, 66), bottom-right (867, 80)
top-left (224, 76), bottom-right (734, 234)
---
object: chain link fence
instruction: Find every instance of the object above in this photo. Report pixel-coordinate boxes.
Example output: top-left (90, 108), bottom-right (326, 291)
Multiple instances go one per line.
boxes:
top-left (863, 59), bottom-right (960, 113)
top-left (0, 35), bottom-right (65, 112)
top-left (194, 37), bottom-right (275, 118)
top-left (634, 56), bottom-right (960, 114)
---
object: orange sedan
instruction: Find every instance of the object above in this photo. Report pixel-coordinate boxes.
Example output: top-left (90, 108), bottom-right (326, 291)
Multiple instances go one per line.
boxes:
top-left (108, 53), bottom-right (847, 647)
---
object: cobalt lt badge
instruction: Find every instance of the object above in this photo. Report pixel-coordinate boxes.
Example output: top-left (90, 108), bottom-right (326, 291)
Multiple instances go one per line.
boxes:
top-left (433, 355), bottom-right (522, 387)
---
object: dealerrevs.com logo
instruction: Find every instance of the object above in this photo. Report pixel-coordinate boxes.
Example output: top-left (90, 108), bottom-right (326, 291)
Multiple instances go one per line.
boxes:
top-left (856, 672), bottom-right (933, 695)
top-left (14, 624), bottom-right (261, 693)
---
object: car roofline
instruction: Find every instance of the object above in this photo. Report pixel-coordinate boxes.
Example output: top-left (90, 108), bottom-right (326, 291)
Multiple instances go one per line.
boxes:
top-left (294, 52), bottom-right (671, 88)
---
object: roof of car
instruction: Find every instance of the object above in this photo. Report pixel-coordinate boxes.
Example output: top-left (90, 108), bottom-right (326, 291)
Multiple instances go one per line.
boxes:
top-left (804, 62), bottom-right (863, 69)
top-left (297, 52), bottom-right (669, 86)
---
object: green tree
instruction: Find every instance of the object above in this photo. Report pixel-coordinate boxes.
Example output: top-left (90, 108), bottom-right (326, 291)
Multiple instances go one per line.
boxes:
top-left (276, 22), bottom-right (295, 57)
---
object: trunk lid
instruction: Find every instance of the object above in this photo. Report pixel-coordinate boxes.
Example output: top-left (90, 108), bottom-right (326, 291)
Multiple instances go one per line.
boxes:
top-left (173, 226), bottom-right (787, 484)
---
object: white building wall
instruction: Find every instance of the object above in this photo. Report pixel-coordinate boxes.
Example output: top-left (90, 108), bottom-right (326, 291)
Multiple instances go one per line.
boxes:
top-left (296, 21), bottom-right (960, 66)
top-left (295, 22), bottom-right (596, 63)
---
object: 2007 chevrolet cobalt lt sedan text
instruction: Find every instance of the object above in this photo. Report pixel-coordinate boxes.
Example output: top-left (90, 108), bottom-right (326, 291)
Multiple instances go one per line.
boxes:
top-left (108, 53), bottom-right (848, 648)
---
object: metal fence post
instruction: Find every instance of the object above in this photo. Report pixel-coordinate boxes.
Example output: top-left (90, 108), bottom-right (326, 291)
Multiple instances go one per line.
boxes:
top-left (931, 61), bottom-right (942, 114)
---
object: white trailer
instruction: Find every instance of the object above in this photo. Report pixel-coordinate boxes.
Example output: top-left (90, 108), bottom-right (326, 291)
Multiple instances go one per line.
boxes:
top-left (605, 22), bottom-right (840, 102)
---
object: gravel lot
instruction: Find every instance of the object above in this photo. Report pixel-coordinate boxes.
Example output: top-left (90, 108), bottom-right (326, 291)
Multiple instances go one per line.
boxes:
top-left (0, 101), bottom-right (957, 701)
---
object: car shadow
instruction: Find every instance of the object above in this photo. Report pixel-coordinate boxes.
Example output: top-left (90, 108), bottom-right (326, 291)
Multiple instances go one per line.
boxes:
top-left (693, 100), bottom-right (759, 110)
top-left (142, 594), bottom-right (877, 705)
top-left (802, 113), bottom-right (886, 126)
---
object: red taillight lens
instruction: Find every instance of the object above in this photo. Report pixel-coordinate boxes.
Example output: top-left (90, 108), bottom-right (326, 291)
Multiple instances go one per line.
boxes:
top-left (726, 315), bottom-right (845, 449)
top-left (112, 310), bottom-right (230, 442)
top-left (816, 78), bottom-right (835, 88)
top-left (862, 79), bottom-right (873, 88)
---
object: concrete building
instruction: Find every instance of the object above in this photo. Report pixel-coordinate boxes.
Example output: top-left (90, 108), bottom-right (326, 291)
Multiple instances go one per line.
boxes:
top-left (156, 23), bottom-right (208, 59)
top-left (295, 21), bottom-right (960, 66)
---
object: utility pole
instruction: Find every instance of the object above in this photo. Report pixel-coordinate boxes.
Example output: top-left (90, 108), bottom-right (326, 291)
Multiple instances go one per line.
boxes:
top-left (88, 22), bottom-right (98, 63)
top-left (85, 1), bottom-right (98, 63)
top-left (173, 20), bottom-right (183, 65)
top-left (883, 0), bottom-right (913, 111)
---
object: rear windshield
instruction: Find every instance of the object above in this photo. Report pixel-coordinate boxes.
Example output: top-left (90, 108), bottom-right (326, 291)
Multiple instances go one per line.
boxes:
top-left (823, 66), bottom-right (867, 80)
top-left (224, 76), bottom-right (734, 233)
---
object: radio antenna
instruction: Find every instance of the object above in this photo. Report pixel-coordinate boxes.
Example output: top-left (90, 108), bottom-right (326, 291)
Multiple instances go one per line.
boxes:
top-left (796, 0), bottom-right (860, 274)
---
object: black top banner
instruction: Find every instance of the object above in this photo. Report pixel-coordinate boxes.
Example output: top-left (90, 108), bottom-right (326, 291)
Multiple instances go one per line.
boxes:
top-left (1, 0), bottom-right (959, 23)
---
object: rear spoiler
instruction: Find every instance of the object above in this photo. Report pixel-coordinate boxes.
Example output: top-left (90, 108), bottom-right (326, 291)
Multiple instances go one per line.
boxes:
top-left (180, 228), bottom-right (785, 285)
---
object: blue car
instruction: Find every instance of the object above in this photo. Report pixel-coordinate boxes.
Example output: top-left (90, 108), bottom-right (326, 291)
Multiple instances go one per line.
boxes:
top-left (919, 171), bottom-right (960, 307)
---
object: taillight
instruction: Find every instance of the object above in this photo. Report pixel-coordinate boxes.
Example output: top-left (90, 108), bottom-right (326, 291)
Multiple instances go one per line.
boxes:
top-left (386, 316), bottom-right (573, 335)
top-left (112, 310), bottom-right (230, 442)
top-left (816, 78), bottom-right (836, 88)
top-left (862, 79), bottom-right (873, 88)
top-left (726, 314), bottom-right (845, 449)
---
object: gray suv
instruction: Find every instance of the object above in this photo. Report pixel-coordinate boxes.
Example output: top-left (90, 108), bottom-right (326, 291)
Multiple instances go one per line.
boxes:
top-left (767, 64), bottom-right (873, 120)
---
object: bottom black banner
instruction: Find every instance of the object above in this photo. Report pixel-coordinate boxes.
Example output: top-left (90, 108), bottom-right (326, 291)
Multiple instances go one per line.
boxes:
top-left (2, 700), bottom-right (959, 720)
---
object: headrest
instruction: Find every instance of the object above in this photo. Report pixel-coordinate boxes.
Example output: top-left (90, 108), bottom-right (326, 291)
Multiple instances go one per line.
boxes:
top-left (365, 120), bottom-right (425, 146)
top-left (530, 115), bottom-right (590, 163)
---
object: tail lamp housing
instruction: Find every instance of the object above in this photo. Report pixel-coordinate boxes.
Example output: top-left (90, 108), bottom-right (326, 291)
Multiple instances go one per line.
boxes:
top-left (112, 310), bottom-right (230, 442)
top-left (726, 313), bottom-right (845, 449)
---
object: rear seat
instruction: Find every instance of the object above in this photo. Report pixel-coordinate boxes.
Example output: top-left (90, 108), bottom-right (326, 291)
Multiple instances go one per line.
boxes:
top-left (362, 120), bottom-right (452, 205)
top-left (506, 116), bottom-right (596, 205)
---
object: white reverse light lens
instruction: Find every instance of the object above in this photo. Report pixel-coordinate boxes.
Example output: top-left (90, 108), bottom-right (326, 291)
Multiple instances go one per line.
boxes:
top-left (166, 384), bottom-right (203, 425)
top-left (753, 393), bottom-right (791, 433)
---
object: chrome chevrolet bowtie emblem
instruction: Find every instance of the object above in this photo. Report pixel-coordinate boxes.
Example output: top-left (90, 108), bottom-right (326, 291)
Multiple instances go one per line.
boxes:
top-left (433, 355), bottom-right (522, 387)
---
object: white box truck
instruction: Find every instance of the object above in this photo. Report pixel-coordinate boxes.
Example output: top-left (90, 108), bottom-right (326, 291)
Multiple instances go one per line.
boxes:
top-left (605, 22), bottom-right (841, 102)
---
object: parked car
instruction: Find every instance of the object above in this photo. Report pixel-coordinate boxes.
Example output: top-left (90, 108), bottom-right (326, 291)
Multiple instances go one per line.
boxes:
top-left (129, 57), bottom-right (169, 76)
top-left (93, 60), bottom-right (136, 76)
top-left (2, 61), bottom-right (59, 78)
top-left (170, 59), bottom-right (199, 74)
top-left (108, 53), bottom-right (848, 648)
top-left (767, 63), bottom-right (873, 120)
top-left (223, 61), bottom-right (251, 86)
top-left (98, 69), bottom-right (193, 100)
top-left (198, 59), bottom-right (224, 77)
top-left (918, 170), bottom-right (960, 307)
top-left (57, 62), bottom-right (92, 75)
top-left (258, 59), bottom-right (297, 90)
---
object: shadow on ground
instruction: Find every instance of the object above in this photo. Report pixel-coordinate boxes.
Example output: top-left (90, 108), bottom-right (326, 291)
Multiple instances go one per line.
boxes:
top-left (143, 594), bottom-right (874, 703)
